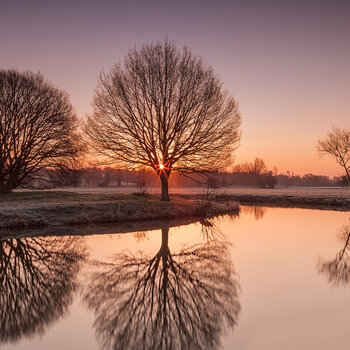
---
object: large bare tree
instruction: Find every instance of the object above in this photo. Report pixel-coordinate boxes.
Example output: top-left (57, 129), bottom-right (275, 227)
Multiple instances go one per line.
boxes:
top-left (84, 40), bottom-right (241, 200)
top-left (83, 223), bottom-right (240, 350)
top-left (317, 127), bottom-right (350, 185)
top-left (0, 235), bottom-right (86, 344)
top-left (0, 69), bottom-right (84, 194)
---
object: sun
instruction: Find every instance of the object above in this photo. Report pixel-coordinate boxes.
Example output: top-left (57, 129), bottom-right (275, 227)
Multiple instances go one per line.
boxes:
top-left (159, 163), bottom-right (164, 170)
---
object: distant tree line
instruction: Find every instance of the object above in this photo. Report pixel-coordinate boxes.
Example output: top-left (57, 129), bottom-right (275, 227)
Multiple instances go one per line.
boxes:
top-left (30, 159), bottom-right (344, 190)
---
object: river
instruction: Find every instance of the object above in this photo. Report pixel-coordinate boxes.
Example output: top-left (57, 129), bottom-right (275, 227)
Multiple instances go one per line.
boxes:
top-left (1, 206), bottom-right (349, 350)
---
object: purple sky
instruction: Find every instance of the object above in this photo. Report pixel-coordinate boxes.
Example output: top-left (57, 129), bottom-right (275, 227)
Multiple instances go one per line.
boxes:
top-left (1, 0), bottom-right (349, 176)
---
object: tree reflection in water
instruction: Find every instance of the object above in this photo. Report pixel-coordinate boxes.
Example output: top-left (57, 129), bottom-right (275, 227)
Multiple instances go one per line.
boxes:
top-left (0, 236), bottom-right (86, 344)
top-left (240, 205), bottom-right (267, 221)
top-left (318, 225), bottom-right (350, 287)
top-left (84, 221), bottom-right (240, 350)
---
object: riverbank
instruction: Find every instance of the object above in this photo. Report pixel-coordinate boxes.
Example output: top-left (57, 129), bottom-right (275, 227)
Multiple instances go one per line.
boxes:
top-left (0, 191), bottom-right (239, 229)
top-left (176, 192), bottom-right (350, 211)
top-left (214, 193), bottom-right (350, 211)
top-left (1, 186), bottom-right (349, 230)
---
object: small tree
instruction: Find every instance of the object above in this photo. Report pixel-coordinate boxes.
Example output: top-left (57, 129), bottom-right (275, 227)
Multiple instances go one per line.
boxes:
top-left (0, 69), bottom-right (83, 194)
top-left (85, 40), bottom-right (241, 201)
top-left (249, 157), bottom-right (267, 175)
top-left (317, 127), bottom-right (350, 185)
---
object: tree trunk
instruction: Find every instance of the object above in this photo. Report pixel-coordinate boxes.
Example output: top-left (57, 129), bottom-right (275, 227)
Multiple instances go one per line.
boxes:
top-left (0, 179), bottom-right (12, 194)
top-left (346, 170), bottom-right (350, 186)
top-left (159, 171), bottom-right (170, 201)
top-left (161, 228), bottom-right (169, 248)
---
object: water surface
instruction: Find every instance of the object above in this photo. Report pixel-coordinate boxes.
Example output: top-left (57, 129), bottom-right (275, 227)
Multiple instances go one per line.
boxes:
top-left (1, 206), bottom-right (349, 349)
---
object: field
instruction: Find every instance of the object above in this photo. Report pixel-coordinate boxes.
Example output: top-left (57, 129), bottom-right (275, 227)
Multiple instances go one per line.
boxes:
top-left (0, 191), bottom-right (239, 229)
top-left (30, 185), bottom-right (350, 198)
top-left (1, 186), bottom-right (348, 230)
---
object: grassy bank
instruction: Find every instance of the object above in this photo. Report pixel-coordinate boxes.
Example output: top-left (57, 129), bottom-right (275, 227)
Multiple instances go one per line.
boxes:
top-left (213, 193), bottom-right (350, 211)
top-left (0, 191), bottom-right (239, 229)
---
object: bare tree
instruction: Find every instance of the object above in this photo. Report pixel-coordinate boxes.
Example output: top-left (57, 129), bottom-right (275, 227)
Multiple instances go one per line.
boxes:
top-left (0, 69), bottom-right (84, 194)
top-left (232, 157), bottom-right (267, 174)
top-left (317, 127), bottom-right (350, 185)
top-left (317, 225), bottom-right (350, 287)
top-left (249, 157), bottom-right (267, 175)
top-left (84, 40), bottom-right (241, 201)
top-left (0, 236), bottom-right (86, 344)
top-left (83, 224), bottom-right (240, 350)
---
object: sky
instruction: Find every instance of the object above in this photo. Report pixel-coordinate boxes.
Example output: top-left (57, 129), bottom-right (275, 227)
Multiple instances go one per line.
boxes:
top-left (1, 0), bottom-right (349, 176)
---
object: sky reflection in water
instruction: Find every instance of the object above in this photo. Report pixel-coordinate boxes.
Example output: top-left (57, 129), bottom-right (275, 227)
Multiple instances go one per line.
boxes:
top-left (1, 206), bottom-right (350, 350)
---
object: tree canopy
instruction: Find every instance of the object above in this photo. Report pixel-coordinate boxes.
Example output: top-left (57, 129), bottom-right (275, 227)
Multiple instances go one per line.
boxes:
top-left (0, 236), bottom-right (86, 344)
top-left (317, 127), bottom-right (350, 185)
top-left (85, 40), bottom-right (241, 200)
top-left (318, 225), bottom-right (350, 287)
top-left (0, 69), bottom-right (83, 194)
top-left (83, 223), bottom-right (240, 350)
